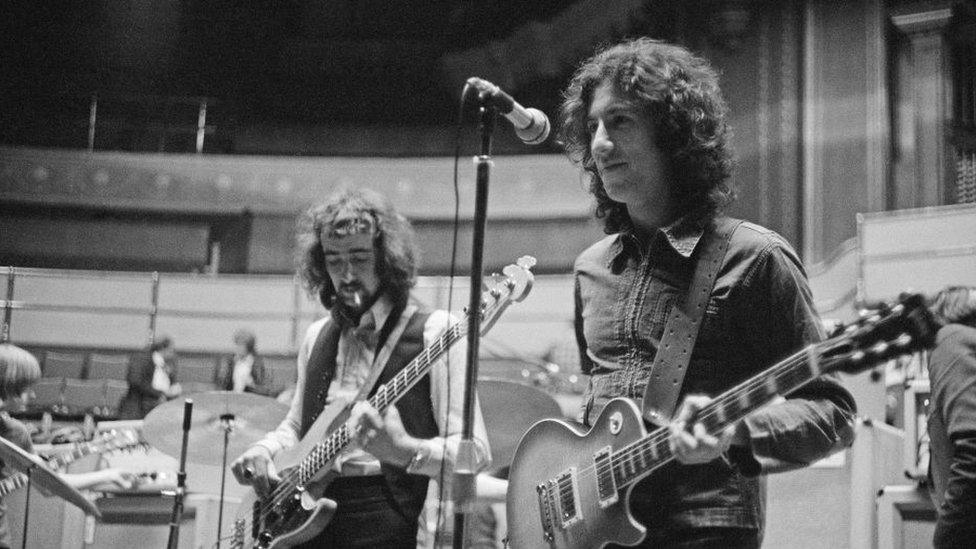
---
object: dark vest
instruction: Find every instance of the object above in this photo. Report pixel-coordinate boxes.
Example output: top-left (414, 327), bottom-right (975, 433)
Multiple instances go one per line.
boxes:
top-left (299, 307), bottom-right (437, 517)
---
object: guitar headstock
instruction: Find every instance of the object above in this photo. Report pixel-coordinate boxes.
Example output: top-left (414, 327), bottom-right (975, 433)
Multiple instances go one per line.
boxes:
top-left (477, 255), bottom-right (536, 334)
top-left (823, 293), bottom-right (940, 375)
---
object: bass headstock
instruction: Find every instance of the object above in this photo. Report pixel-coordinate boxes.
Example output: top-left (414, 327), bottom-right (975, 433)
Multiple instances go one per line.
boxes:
top-left (822, 293), bottom-right (940, 375)
top-left (477, 255), bottom-right (536, 334)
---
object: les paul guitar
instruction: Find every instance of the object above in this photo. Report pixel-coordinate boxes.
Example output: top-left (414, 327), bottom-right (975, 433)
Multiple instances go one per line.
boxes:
top-left (230, 256), bottom-right (537, 549)
top-left (0, 429), bottom-right (145, 497)
top-left (506, 294), bottom-right (939, 549)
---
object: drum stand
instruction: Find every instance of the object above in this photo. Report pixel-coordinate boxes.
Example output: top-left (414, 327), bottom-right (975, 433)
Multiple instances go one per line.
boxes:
top-left (215, 413), bottom-right (236, 549)
top-left (167, 399), bottom-right (193, 549)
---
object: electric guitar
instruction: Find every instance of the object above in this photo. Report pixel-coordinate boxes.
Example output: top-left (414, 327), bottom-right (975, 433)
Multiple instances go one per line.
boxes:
top-left (505, 294), bottom-right (939, 549)
top-left (231, 256), bottom-right (536, 549)
top-left (0, 428), bottom-right (145, 497)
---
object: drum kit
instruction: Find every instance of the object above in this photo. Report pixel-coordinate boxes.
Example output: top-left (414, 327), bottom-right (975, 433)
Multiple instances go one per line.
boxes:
top-left (1, 380), bottom-right (563, 548)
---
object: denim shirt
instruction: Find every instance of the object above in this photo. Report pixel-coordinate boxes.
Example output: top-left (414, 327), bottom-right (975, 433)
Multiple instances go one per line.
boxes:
top-left (574, 218), bottom-right (856, 534)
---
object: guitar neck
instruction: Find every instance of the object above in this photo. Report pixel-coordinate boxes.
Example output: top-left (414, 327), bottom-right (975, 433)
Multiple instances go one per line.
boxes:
top-left (296, 317), bottom-right (469, 485)
top-left (611, 344), bottom-right (824, 490)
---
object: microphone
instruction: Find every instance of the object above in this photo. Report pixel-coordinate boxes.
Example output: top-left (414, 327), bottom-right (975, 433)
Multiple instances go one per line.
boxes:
top-left (466, 77), bottom-right (551, 145)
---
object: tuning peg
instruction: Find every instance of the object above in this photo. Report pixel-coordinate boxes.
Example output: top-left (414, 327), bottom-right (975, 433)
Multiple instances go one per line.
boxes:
top-left (893, 333), bottom-right (912, 348)
top-left (870, 341), bottom-right (889, 355)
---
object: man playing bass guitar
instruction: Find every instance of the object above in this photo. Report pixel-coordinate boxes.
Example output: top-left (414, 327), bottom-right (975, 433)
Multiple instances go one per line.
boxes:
top-left (560, 38), bottom-right (856, 548)
top-left (231, 188), bottom-right (491, 548)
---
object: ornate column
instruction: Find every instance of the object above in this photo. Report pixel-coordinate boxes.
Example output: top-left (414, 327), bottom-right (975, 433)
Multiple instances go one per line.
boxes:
top-left (891, 7), bottom-right (954, 208)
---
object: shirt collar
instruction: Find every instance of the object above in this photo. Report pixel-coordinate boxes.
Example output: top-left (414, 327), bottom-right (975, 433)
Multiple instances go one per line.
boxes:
top-left (362, 294), bottom-right (393, 332)
top-left (609, 216), bottom-right (705, 262)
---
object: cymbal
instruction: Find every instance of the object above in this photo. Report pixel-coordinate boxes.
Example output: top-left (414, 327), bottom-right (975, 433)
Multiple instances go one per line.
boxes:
top-left (478, 378), bottom-right (563, 471)
top-left (0, 436), bottom-right (101, 518)
top-left (143, 391), bottom-right (289, 466)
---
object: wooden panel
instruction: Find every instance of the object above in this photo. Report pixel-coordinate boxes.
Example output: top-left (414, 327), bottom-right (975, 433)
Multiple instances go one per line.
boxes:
top-left (157, 276), bottom-right (295, 314)
top-left (858, 203), bottom-right (976, 302)
top-left (10, 309), bottom-right (148, 348)
top-left (11, 271), bottom-right (152, 309)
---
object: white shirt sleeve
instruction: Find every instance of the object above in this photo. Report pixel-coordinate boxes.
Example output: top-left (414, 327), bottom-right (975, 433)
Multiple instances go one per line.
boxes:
top-left (406, 309), bottom-right (492, 477)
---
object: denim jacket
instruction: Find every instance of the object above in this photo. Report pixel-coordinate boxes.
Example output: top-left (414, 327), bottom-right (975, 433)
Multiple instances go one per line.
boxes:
top-left (573, 217), bottom-right (856, 535)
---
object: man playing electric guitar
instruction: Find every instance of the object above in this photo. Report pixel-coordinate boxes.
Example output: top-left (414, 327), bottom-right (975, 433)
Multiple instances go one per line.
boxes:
top-left (559, 38), bottom-right (857, 548)
top-left (231, 188), bottom-right (491, 548)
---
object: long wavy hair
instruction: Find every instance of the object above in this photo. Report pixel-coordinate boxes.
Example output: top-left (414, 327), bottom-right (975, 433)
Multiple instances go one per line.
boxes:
top-left (297, 188), bottom-right (418, 313)
top-left (560, 37), bottom-right (736, 234)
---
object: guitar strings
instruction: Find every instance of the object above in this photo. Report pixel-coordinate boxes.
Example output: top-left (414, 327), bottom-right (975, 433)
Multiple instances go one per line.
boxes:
top-left (547, 341), bottom-right (855, 501)
top-left (252, 319), bottom-right (473, 524)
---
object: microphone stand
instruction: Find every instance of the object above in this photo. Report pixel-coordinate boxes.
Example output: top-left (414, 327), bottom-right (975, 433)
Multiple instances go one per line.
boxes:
top-left (453, 89), bottom-right (495, 549)
top-left (167, 399), bottom-right (193, 549)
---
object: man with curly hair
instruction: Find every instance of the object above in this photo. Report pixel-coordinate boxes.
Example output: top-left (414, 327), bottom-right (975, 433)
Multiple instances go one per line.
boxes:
top-left (564, 38), bottom-right (856, 547)
top-left (232, 188), bottom-right (490, 548)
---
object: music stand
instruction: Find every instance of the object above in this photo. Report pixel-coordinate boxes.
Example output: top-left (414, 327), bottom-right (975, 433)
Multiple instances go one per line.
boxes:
top-left (0, 436), bottom-right (101, 549)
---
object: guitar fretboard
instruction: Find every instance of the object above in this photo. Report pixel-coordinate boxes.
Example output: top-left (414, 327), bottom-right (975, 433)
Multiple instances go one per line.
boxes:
top-left (607, 346), bottom-right (822, 490)
top-left (296, 318), bottom-right (470, 485)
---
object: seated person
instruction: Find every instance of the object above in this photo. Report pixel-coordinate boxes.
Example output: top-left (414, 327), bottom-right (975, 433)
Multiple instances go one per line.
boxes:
top-left (215, 329), bottom-right (268, 394)
top-left (0, 343), bottom-right (135, 549)
top-left (119, 336), bottom-right (181, 419)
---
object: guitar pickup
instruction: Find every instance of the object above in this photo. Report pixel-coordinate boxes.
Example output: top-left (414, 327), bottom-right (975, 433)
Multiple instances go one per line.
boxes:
top-left (553, 468), bottom-right (581, 528)
top-left (594, 446), bottom-right (618, 508)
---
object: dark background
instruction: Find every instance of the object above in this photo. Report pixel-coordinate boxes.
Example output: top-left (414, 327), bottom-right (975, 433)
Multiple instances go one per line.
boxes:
top-left (0, 0), bottom-right (681, 156)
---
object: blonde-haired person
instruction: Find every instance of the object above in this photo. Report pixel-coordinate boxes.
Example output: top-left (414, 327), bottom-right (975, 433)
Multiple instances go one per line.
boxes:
top-left (0, 344), bottom-right (135, 549)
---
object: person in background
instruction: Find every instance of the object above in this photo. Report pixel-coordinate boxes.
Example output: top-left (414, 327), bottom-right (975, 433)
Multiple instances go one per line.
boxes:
top-left (925, 285), bottom-right (976, 548)
top-left (119, 336), bottom-right (181, 419)
top-left (563, 38), bottom-right (856, 547)
top-left (0, 343), bottom-right (135, 549)
top-left (215, 329), bottom-right (268, 394)
top-left (230, 188), bottom-right (490, 548)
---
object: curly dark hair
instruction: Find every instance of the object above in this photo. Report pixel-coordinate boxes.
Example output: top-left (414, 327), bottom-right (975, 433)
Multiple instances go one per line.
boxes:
top-left (297, 188), bottom-right (418, 313)
top-left (560, 37), bottom-right (736, 233)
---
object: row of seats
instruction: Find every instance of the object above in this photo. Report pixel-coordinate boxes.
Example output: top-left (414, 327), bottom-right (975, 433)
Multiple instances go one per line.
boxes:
top-left (42, 351), bottom-right (130, 380)
top-left (14, 378), bottom-right (128, 419)
top-left (39, 350), bottom-right (297, 389)
top-left (20, 349), bottom-right (298, 419)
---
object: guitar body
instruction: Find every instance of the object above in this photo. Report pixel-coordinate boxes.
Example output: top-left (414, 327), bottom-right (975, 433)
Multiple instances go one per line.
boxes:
top-left (232, 399), bottom-right (350, 549)
top-left (507, 398), bottom-right (649, 549)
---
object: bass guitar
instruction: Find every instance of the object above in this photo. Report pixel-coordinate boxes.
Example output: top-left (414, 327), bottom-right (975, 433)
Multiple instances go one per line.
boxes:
top-left (0, 428), bottom-right (144, 497)
top-left (506, 294), bottom-right (939, 549)
top-left (231, 256), bottom-right (536, 549)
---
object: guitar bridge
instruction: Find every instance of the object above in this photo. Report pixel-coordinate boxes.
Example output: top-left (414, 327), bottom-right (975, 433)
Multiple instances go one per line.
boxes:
top-left (535, 483), bottom-right (555, 542)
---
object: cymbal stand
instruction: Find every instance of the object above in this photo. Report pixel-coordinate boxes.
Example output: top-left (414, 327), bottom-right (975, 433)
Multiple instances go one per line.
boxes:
top-left (167, 399), bottom-right (193, 549)
top-left (215, 412), bottom-right (235, 549)
top-left (20, 464), bottom-right (36, 549)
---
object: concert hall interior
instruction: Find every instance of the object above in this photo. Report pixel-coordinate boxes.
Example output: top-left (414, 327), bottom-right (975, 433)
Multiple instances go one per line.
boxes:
top-left (1, 1), bottom-right (975, 548)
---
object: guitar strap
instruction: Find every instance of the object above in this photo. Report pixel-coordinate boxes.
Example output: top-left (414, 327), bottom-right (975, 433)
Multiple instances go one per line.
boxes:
top-left (641, 217), bottom-right (742, 427)
top-left (351, 303), bottom-right (419, 404)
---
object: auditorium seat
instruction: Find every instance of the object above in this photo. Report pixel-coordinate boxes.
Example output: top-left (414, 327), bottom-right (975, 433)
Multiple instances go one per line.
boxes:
top-left (87, 353), bottom-right (130, 381)
top-left (179, 381), bottom-right (217, 395)
top-left (43, 351), bottom-right (86, 379)
top-left (264, 357), bottom-right (296, 396)
top-left (178, 356), bottom-right (218, 384)
top-left (104, 380), bottom-right (129, 417)
top-left (28, 377), bottom-right (65, 413)
top-left (63, 378), bottom-right (106, 415)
